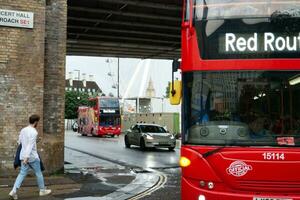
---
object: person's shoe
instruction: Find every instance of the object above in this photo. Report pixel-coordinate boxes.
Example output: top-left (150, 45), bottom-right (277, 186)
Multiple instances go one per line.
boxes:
top-left (9, 190), bottom-right (18, 200)
top-left (39, 189), bottom-right (52, 196)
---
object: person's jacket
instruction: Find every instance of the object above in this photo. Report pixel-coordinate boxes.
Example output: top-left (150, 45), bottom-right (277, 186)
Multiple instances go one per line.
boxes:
top-left (14, 144), bottom-right (45, 171)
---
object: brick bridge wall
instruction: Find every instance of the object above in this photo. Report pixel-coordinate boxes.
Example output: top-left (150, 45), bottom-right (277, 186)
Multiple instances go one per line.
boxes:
top-left (0, 0), bottom-right (67, 177)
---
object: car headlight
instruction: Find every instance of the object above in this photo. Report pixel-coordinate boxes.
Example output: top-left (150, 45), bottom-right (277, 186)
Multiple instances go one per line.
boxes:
top-left (146, 135), bottom-right (154, 140)
top-left (170, 135), bottom-right (175, 139)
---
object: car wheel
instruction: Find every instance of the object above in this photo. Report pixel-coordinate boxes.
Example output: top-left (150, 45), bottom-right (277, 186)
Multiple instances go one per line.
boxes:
top-left (168, 147), bottom-right (175, 151)
top-left (140, 138), bottom-right (146, 151)
top-left (125, 136), bottom-right (131, 148)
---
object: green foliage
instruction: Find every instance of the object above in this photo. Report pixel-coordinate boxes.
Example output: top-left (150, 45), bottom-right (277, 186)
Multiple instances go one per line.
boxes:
top-left (65, 91), bottom-right (91, 119)
top-left (165, 81), bottom-right (171, 98)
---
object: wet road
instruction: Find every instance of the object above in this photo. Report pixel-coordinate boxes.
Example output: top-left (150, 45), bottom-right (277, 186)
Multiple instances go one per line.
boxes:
top-left (65, 130), bottom-right (181, 199)
top-left (139, 168), bottom-right (181, 200)
top-left (65, 131), bottom-right (180, 169)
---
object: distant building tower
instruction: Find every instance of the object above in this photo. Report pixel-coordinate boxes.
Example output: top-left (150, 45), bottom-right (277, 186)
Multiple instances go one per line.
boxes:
top-left (146, 78), bottom-right (156, 98)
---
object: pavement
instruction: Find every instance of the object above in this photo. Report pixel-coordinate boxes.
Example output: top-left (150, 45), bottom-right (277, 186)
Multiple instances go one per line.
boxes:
top-left (0, 148), bottom-right (161, 200)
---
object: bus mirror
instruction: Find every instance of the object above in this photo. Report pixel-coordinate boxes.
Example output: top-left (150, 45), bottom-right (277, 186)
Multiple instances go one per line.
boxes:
top-left (169, 80), bottom-right (182, 105)
top-left (172, 60), bottom-right (180, 72)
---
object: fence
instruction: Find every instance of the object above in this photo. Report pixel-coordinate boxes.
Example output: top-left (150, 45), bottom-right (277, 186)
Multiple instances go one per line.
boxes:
top-left (65, 119), bottom-right (76, 130)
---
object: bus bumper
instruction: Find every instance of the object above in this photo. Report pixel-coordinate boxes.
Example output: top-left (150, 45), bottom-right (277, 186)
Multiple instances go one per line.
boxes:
top-left (97, 128), bottom-right (121, 136)
top-left (182, 177), bottom-right (300, 200)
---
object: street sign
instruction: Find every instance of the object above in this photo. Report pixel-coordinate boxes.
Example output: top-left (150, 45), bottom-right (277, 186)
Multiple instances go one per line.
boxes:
top-left (0, 9), bottom-right (34, 29)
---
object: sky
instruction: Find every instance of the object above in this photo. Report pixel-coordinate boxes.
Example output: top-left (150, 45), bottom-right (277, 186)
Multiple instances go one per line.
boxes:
top-left (66, 56), bottom-right (181, 99)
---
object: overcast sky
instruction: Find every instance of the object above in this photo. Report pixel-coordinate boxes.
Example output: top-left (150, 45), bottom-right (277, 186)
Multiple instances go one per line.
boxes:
top-left (66, 56), bottom-right (181, 98)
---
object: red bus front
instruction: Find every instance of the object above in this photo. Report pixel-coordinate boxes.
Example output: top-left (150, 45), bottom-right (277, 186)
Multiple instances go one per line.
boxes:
top-left (180, 0), bottom-right (300, 199)
top-left (98, 97), bottom-right (121, 136)
top-left (78, 97), bottom-right (121, 137)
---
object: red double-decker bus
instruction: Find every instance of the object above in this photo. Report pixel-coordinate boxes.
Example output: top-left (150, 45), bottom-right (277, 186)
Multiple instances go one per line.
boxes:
top-left (177, 1), bottom-right (300, 199)
top-left (78, 97), bottom-right (121, 137)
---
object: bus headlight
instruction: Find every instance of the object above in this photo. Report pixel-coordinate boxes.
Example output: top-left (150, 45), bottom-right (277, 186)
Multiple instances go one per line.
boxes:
top-left (198, 195), bottom-right (206, 200)
top-left (179, 156), bottom-right (191, 167)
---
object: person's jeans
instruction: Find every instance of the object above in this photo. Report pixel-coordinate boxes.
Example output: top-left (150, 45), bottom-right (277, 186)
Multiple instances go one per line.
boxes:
top-left (12, 159), bottom-right (45, 192)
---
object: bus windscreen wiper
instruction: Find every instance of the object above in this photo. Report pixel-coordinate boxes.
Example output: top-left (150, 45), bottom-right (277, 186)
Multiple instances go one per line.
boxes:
top-left (202, 140), bottom-right (239, 158)
top-left (202, 146), bottom-right (228, 158)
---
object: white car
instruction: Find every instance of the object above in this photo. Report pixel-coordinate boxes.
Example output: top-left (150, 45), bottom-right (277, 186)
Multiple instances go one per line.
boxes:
top-left (124, 123), bottom-right (176, 151)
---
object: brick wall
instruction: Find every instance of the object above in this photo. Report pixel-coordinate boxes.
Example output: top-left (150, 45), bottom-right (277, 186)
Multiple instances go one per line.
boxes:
top-left (42, 0), bottom-right (67, 174)
top-left (0, 0), bottom-right (66, 176)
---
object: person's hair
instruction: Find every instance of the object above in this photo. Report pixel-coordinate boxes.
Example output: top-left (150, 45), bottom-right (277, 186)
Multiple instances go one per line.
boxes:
top-left (29, 114), bottom-right (40, 124)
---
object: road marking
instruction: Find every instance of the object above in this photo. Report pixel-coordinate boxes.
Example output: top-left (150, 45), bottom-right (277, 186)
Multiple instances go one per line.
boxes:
top-left (65, 146), bottom-right (170, 200)
top-left (128, 173), bottom-right (167, 200)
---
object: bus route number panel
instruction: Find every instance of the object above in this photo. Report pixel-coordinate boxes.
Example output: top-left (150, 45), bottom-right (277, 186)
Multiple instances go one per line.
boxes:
top-left (254, 197), bottom-right (293, 200)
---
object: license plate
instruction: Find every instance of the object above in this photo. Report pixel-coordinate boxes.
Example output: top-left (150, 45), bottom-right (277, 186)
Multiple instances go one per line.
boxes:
top-left (254, 197), bottom-right (292, 200)
top-left (159, 142), bottom-right (169, 144)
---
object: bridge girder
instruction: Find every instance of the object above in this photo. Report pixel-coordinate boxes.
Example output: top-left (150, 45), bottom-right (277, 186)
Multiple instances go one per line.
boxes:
top-left (67, 0), bottom-right (182, 59)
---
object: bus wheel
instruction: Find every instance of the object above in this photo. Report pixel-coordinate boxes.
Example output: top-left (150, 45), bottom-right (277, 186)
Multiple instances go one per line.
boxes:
top-left (125, 136), bottom-right (130, 148)
top-left (140, 138), bottom-right (146, 151)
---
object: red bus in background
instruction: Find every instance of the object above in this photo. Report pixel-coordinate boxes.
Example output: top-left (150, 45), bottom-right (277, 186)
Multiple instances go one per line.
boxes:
top-left (78, 97), bottom-right (121, 137)
top-left (179, 0), bottom-right (300, 199)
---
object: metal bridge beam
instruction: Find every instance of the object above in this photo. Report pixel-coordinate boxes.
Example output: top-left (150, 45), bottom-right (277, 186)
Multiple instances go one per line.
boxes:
top-left (67, 51), bottom-right (179, 60)
top-left (67, 39), bottom-right (179, 51)
top-left (93, 0), bottom-right (181, 11)
top-left (68, 17), bottom-right (180, 31)
top-left (67, 44), bottom-right (180, 55)
top-left (69, 6), bottom-right (180, 22)
top-left (68, 25), bottom-right (180, 39)
top-left (67, 33), bottom-right (180, 45)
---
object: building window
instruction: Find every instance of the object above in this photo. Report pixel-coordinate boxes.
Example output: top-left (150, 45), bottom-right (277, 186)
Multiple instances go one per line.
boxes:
top-left (74, 88), bottom-right (77, 91)
top-left (88, 89), bottom-right (91, 92)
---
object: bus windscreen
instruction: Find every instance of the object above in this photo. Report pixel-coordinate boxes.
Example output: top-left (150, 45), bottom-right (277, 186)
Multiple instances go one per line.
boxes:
top-left (99, 98), bottom-right (119, 108)
top-left (183, 71), bottom-right (300, 147)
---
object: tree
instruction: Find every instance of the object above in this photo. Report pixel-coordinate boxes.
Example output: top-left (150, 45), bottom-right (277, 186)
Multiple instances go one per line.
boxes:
top-left (164, 81), bottom-right (171, 98)
top-left (65, 91), bottom-right (90, 119)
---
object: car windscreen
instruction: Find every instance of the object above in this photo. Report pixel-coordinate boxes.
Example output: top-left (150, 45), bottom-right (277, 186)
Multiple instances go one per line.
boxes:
top-left (140, 125), bottom-right (167, 133)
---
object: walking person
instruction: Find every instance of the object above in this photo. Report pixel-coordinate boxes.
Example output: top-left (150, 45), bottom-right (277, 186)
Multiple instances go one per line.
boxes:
top-left (9, 114), bottom-right (51, 199)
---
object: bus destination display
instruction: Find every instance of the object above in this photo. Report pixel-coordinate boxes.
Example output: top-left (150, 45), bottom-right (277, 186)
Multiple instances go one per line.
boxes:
top-left (221, 32), bottom-right (300, 54)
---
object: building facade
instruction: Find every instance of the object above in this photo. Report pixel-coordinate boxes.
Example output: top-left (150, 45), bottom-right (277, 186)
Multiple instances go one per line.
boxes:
top-left (65, 74), bottom-right (103, 97)
top-left (0, 0), bottom-right (67, 176)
